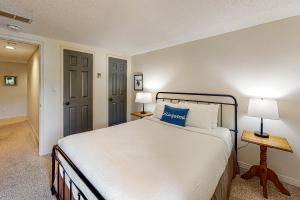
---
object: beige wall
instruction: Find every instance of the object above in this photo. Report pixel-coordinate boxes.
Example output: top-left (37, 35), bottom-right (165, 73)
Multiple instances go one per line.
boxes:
top-left (27, 49), bottom-right (40, 140)
top-left (0, 62), bottom-right (27, 119)
top-left (132, 16), bottom-right (300, 186)
top-left (0, 27), bottom-right (131, 155)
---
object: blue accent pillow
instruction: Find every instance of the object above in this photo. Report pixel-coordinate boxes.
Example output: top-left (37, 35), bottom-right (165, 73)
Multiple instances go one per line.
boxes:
top-left (160, 105), bottom-right (189, 127)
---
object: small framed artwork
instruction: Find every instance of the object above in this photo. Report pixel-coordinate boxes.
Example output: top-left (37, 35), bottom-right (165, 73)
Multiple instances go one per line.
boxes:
top-left (4, 76), bottom-right (17, 86)
top-left (134, 74), bottom-right (143, 91)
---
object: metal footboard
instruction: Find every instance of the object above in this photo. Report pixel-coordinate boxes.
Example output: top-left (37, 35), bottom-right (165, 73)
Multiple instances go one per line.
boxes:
top-left (51, 145), bottom-right (105, 200)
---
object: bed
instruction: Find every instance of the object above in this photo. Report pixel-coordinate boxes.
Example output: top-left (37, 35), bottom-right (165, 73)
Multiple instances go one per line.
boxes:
top-left (51, 92), bottom-right (238, 200)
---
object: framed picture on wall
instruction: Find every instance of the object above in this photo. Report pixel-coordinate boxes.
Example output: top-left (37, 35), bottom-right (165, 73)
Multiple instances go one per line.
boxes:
top-left (4, 76), bottom-right (17, 86)
top-left (134, 74), bottom-right (143, 91)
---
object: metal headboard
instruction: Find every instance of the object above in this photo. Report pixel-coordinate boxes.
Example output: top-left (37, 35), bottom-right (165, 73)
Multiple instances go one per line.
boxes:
top-left (156, 92), bottom-right (238, 152)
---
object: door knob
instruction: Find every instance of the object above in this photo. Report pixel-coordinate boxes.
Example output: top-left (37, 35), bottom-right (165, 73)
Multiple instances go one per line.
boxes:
top-left (109, 98), bottom-right (113, 102)
top-left (65, 102), bottom-right (70, 105)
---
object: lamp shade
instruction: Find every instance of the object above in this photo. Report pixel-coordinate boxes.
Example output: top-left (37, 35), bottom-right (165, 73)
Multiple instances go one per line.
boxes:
top-left (248, 98), bottom-right (279, 120)
top-left (135, 92), bottom-right (152, 104)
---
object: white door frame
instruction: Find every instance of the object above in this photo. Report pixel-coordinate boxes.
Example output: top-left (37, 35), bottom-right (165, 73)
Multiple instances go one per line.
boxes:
top-left (0, 33), bottom-right (45, 155)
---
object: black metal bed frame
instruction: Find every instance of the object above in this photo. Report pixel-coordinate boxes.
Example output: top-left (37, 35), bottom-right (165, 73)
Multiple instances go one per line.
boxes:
top-left (51, 92), bottom-right (238, 200)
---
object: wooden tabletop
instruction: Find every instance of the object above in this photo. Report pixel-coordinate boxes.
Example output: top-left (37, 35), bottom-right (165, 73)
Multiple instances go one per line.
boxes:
top-left (242, 131), bottom-right (293, 153)
top-left (131, 112), bottom-right (153, 118)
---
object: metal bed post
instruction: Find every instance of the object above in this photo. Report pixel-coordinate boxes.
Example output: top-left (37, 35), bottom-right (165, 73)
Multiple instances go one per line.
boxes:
top-left (234, 102), bottom-right (238, 152)
top-left (51, 146), bottom-right (56, 195)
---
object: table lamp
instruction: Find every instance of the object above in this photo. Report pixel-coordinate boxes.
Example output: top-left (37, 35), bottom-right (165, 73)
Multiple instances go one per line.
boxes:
top-left (135, 92), bottom-right (152, 114)
top-left (248, 98), bottom-right (279, 138)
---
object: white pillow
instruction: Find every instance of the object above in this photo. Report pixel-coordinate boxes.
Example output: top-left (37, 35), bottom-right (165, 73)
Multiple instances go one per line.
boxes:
top-left (180, 103), bottom-right (212, 129)
top-left (180, 102), bottom-right (219, 129)
top-left (153, 101), bottom-right (180, 119)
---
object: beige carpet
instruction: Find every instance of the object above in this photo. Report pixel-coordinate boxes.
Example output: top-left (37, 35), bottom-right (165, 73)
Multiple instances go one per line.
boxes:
top-left (0, 122), bottom-right (54, 200)
top-left (0, 122), bottom-right (299, 200)
top-left (230, 175), bottom-right (300, 200)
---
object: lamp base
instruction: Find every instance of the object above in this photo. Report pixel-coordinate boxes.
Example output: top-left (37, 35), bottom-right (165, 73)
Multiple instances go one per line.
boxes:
top-left (254, 131), bottom-right (269, 138)
top-left (140, 103), bottom-right (146, 114)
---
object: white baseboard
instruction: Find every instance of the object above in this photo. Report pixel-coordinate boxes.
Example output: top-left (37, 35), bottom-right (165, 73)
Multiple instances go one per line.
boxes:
top-left (238, 161), bottom-right (300, 188)
top-left (0, 116), bottom-right (28, 128)
top-left (27, 121), bottom-right (39, 146)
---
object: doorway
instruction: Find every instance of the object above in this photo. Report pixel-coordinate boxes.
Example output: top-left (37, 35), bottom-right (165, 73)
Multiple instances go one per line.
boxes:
top-left (63, 49), bottom-right (93, 136)
top-left (108, 57), bottom-right (127, 126)
top-left (0, 38), bottom-right (40, 144)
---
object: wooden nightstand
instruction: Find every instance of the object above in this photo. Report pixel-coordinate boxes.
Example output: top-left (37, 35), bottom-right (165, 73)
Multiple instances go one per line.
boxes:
top-left (131, 112), bottom-right (153, 118)
top-left (241, 130), bottom-right (293, 198)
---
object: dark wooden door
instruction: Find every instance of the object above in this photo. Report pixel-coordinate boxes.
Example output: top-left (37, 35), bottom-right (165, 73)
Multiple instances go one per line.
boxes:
top-left (63, 49), bottom-right (93, 136)
top-left (108, 57), bottom-right (127, 126)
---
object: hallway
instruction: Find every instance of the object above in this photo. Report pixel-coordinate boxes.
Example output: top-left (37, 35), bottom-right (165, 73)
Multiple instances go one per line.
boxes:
top-left (0, 122), bottom-right (54, 200)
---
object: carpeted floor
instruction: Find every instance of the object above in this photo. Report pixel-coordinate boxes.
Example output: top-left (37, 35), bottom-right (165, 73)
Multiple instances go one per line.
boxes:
top-left (0, 122), bottom-right (299, 200)
top-left (230, 175), bottom-right (300, 200)
top-left (0, 122), bottom-right (55, 200)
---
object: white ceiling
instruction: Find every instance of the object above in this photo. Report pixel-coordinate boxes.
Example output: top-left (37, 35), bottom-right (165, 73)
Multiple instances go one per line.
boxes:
top-left (1, 0), bottom-right (300, 55)
top-left (0, 38), bottom-right (38, 64)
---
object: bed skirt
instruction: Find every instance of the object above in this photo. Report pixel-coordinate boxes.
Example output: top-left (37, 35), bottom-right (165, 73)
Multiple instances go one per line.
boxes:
top-left (211, 149), bottom-right (237, 200)
top-left (55, 150), bottom-right (237, 200)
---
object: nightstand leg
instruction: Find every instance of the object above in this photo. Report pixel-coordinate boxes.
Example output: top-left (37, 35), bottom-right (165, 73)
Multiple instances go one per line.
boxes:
top-left (260, 145), bottom-right (268, 198)
top-left (267, 169), bottom-right (290, 196)
top-left (241, 165), bottom-right (260, 179)
top-left (241, 145), bottom-right (291, 198)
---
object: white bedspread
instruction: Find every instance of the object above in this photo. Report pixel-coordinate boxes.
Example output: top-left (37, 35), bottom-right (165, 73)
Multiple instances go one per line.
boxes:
top-left (58, 117), bottom-right (232, 200)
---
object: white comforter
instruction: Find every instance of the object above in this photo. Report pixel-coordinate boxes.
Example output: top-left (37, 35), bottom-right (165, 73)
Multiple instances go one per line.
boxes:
top-left (58, 117), bottom-right (232, 200)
